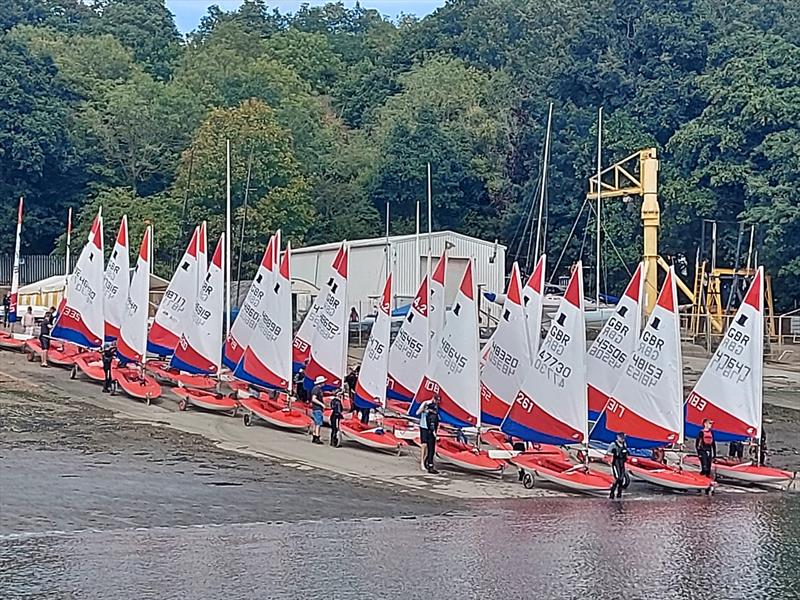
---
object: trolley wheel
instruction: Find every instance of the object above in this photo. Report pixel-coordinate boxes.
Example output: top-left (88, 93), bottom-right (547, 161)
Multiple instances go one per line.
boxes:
top-left (243, 413), bottom-right (252, 427)
top-left (70, 365), bottom-right (77, 379)
top-left (178, 399), bottom-right (187, 411)
top-left (523, 472), bottom-right (535, 489)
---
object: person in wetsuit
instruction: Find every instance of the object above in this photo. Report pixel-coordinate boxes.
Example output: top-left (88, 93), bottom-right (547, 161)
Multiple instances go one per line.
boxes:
top-left (39, 310), bottom-right (52, 367)
top-left (329, 392), bottom-right (344, 447)
top-left (310, 376), bottom-right (325, 444)
top-left (294, 367), bottom-right (307, 403)
top-left (606, 432), bottom-right (629, 499)
top-left (696, 418), bottom-right (716, 478)
top-left (101, 342), bottom-right (116, 392)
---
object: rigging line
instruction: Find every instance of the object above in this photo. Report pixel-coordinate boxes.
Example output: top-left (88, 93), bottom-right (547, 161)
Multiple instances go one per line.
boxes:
top-left (584, 201), bottom-right (634, 279)
top-left (514, 176), bottom-right (542, 266)
top-left (577, 209), bottom-right (591, 264)
top-left (510, 182), bottom-right (536, 264)
top-left (549, 198), bottom-right (589, 286)
top-left (725, 222), bottom-right (745, 312)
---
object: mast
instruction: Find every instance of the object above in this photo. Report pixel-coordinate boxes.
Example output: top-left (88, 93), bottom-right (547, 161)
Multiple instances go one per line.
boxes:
top-left (236, 146), bottom-right (254, 310)
top-left (427, 162), bottom-right (433, 290)
top-left (384, 200), bottom-right (391, 291)
top-left (415, 190), bottom-right (420, 286)
top-left (65, 207), bottom-right (72, 278)
top-left (142, 224), bottom-right (152, 373)
top-left (595, 107), bottom-right (603, 308)
top-left (10, 197), bottom-right (23, 325)
top-left (534, 103), bottom-right (553, 265)
top-left (225, 139), bottom-right (232, 336)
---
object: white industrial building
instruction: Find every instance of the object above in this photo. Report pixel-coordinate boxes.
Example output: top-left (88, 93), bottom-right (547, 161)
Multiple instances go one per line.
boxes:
top-left (291, 231), bottom-right (506, 324)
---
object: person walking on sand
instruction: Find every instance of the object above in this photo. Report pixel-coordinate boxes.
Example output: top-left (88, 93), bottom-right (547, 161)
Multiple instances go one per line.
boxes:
top-left (330, 391), bottom-right (343, 447)
top-left (606, 432), bottom-right (629, 499)
top-left (310, 375), bottom-right (326, 445)
top-left (101, 342), bottom-right (116, 393)
top-left (696, 418), bottom-right (716, 479)
top-left (22, 306), bottom-right (35, 336)
top-left (38, 310), bottom-right (52, 367)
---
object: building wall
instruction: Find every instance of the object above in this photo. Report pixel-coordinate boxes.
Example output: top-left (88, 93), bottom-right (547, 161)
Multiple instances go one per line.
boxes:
top-left (291, 232), bottom-right (505, 323)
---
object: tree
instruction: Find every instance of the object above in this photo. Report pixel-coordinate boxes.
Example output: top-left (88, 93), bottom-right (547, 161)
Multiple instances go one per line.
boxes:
top-left (174, 99), bottom-right (314, 269)
top-left (0, 34), bottom-right (82, 254)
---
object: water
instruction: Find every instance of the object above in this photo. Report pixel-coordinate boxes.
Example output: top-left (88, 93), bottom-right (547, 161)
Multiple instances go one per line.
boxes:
top-left (3, 495), bottom-right (798, 600)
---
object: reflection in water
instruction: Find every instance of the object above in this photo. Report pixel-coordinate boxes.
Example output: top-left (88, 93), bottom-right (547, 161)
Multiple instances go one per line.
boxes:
top-left (2, 496), bottom-right (797, 600)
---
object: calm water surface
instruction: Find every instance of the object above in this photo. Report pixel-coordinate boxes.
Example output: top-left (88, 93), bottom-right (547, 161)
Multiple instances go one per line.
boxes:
top-left (3, 495), bottom-right (797, 600)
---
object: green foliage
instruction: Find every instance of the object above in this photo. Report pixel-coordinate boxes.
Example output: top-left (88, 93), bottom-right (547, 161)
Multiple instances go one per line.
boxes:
top-left (3, 0), bottom-right (800, 308)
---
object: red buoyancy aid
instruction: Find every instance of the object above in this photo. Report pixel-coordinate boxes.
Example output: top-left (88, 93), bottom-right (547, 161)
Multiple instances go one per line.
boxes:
top-left (701, 430), bottom-right (714, 446)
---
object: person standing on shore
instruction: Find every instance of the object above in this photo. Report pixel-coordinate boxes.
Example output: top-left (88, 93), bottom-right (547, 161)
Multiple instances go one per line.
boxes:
top-left (330, 391), bottom-right (343, 447)
top-left (696, 419), bottom-right (716, 478)
top-left (2, 294), bottom-right (9, 327)
top-left (344, 365), bottom-right (359, 413)
top-left (606, 432), bottom-right (629, 499)
top-left (310, 375), bottom-right (326, 445)
top-left (22, 307), bottom-right (35, 336)
top-left (101, 342), bottom-right (116, 393)
top-left (416, 395), bottom-right (441, 474)
top-left (38, 310), bottom-right (52, 367)
top-left (294, 367), bottom-right (307, 403)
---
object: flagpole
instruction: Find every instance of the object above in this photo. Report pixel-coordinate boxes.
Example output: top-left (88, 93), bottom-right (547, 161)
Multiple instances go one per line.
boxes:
top-left (225, 139), bottom-right (232, 336)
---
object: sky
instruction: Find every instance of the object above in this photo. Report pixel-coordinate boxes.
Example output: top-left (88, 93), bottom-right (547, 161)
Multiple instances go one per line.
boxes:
top-left (165, 1), bottom-right (445, 33)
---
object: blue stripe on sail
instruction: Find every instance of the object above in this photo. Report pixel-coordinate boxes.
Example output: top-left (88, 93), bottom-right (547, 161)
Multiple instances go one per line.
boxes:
top-left (353, 392), bottom-right (379, 411)
top-left (51, 324), bottom-right (95, 349)
top-left (500, 417), bottom-right (574, 447)
top-left (684, 421), bottom-right (747, 444)
top-left (170, 354), bottom-right (209, 376)
top-left (480, 411), bottom-right (503, 427)
top-left (147, 340), bottom-right (174, 357)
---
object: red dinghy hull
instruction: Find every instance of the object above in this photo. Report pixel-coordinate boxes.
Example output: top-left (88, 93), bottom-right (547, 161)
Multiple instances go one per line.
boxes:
top-left (0, 332), bottom-right (26, 351)
top-left (72, 356), bottom-right (113, 382)
top-left (147, 360), bottom-right (217, 389)
top-left (240, 397), bottom-right (312, 431)
top-left (173, 387), bottom-right (238, 414)
top-left (24, 339), bottom-right (88, 367)
top-left (435, 438), bottom-right (506, 475)
top-left (517, 456), bottom-right (614, 494)
top-left (115, 368), bottom-right (162, 402)
top-left (627, 457), bottom-right (715, 492)
top-left (683, 456), bottom-right (794, 486)
top-left (339, 418), bottom-right (403, 452)
top-left (480, 430), bottom-right (567, 459)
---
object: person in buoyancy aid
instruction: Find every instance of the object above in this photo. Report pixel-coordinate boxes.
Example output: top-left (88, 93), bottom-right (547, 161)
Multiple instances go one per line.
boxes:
top-left (330, 391), bottom-right (344, 447)
top-left (606, 431), bottom-right (629, 499)
top-left (696, 418), bottom-right (716, 479)
top-left (101, 342), bottom-right (116, 393)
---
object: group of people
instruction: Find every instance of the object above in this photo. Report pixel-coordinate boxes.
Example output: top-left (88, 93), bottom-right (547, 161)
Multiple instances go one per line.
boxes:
top-left (3, 297), bottom-right (56, 368)
top-left (300, 365), bottom-right (366, 447)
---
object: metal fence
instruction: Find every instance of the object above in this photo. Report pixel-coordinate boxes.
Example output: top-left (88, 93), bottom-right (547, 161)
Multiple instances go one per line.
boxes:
top-left (0, 255), bottom-right (77, 286)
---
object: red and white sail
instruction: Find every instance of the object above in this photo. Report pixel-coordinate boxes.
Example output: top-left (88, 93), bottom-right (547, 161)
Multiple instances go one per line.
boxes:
top-left (234, 242), bottom-right (293, 390)
top-left (387, 275), bottom-right (430, 403)
top-left (304, 244), bottom-right (349, 390)
top-left (9, 198), bottom-right (22, 323)
top-left (171, 235), bottom-right (225, 375)
top-left (103, 216), bottom-right (130, 341)
top-left (587, 262), bottom-right (644, 422)
top-left (501, 262), bottom-right (587, 445)
top-left (292, 243), bottom-right (345, 372)
top-left (117, 226), bottom-right (152, 364)
top-left (480, 262), bottom-right (531, 426)
top-left (354, 274), bottom-right (392, 411)
top-left (223, 233), bottom-right (277, 370)
top-left (686, 267), bottom-right (764, 441)
top-left (429, 252), bottom-right (447, 344)
top-left (603, 267), bottom-right (683, 448)
top-left (522, 254), bottom-right (546, 356)
top-left (147, 227), bottom-right (201, 356)
top-left (52, 210), bottom-right (105, 348)
top-left (411, 260), bottom-right (480, 428)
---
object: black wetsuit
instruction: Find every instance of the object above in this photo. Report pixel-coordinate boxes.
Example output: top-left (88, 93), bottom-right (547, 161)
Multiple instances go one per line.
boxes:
top-left (607, 440), bottom-right (629, 498)
top-left (294, 370), bottom-right (307, 403)
top-left (330, 395), bottom-right (343, 447)
top-left (696, 429), bottom-right (716, 477)
top-left (425, 405), bottom-right (440, 472)
top-left (38, 319), bottom-right (51, 350)
top-left (102, 347), bottom-right (115, 392)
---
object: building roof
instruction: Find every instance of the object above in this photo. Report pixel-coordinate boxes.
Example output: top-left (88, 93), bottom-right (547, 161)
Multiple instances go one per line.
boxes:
top-left (291, 230), bottom-right (507, 255)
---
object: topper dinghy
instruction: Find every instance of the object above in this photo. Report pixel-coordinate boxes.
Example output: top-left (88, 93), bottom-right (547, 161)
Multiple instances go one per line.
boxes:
top-left (387, 275), bottom-right (430, 407)
top-left (684, 268), bottom-right (794, 487)
top-left (502, 262), bottom-right (613, 494)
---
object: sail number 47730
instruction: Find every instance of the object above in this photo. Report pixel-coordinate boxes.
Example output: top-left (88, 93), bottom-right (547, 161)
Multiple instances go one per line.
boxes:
top-left (534, 351), bottom-right (571, 388)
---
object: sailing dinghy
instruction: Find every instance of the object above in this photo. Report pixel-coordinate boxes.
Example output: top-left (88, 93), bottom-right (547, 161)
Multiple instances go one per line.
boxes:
top-left (115, 226), bottom-right (162, 403)
top-left (601, 268), bottom-right (714, 492)
top-left (236, 242), bottom-right (313, 431)
top-left (341, 275), bottom-right (403, 452)
top-left (146, 226), bottom-right (215, 389)
top-left (502, 262), bottom-right (613, 494)
top-left (171, 235), bottom-right (238, 415)
top-left (683, 268), bottom-right (794, 487)
top-left (103, 216), bottom-right (130, 341)
top-left (480, 262), bottom-right (531, 426)
top-left (412, 261), bottom-right (505, 475)
top-left (52, 210), bottom-right (105, 349)
top-left (386, 274), bottom-right (430, 414)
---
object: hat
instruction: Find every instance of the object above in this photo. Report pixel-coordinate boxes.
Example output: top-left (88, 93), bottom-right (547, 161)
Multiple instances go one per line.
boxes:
top-left (314, 375), bottom-right (326, 385)
top-left (616, 431), bottom-right (626, 438)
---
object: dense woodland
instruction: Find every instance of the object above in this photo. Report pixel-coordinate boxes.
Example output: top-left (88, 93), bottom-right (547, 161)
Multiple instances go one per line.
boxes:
top-left (1, 0), bottom-right (799, 309)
